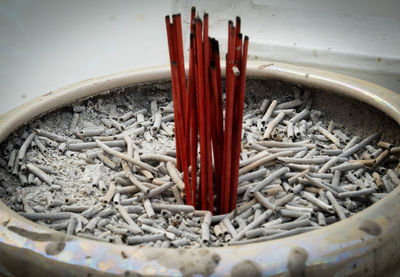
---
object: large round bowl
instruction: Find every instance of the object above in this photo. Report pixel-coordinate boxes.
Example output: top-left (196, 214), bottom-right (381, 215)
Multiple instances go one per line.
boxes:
top-left (0, 61), bottom-right (399, 276)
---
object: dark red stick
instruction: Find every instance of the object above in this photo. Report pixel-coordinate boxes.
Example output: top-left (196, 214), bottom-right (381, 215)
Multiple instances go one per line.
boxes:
top-left (230, 36), bottom-right (249, 211)
top-left (209, 43), bottom-right (218, 209)
top-left (203, 13), bottom-right (214, 213)
top-left (188, 9), bottom-right (196, 146)
top-left (195, 18), bottom-right (207, 210)
top-left (169, 16), bottom-right (192, 205)
top-left (175, 15), bottom-right (191, 173)
top-left (210, 62), bottom-right (221, 212)
top-left (213, 40), bottom-right (223, 159)
top-left (193, 24), bottom-right (201, 209)
top-left (210, 39), bottom-right (224, 213)
top-left (172, 15), bottom-right (187, 170)
top-left (173, 14), bottom-right (188, 130)
top-left (171, 62), bottom-right (192, 205)
top-left (230, 33), bottom-right (243, 211)
top-left (165, 16), bottom-right (182, 173)
top-left (221, 21), bottom-right (236, 213)
top-left (188, 33), bottom-right (198, 207)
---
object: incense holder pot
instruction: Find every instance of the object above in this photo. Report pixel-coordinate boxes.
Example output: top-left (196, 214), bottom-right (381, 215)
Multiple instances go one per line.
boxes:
top-left (0, 61), bottom-right (399, 276)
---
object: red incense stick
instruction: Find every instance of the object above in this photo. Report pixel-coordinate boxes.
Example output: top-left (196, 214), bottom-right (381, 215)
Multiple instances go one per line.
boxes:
top-left (171, 61), bottom-right (192, 205)
top-left (188, 33), bottom-right (198, 206)
top-left (230, 36), bottom-right (249, 210)
top-left (165, 10), bottom-right (248, 214)
top-left (166, 15), bottom-right (192, 205)
top-left (173, 14), bottom-right (188, 133)
top-left (210, 38), bottom-right (224, 212)
top-left (194, 18), bottom-right (208, 210)
top-left (165, 16), bottom-right (183, 172)
top-left (203, 13), bottom-right (214, 212)
top-left (221, 21), bottom-right (237, 213)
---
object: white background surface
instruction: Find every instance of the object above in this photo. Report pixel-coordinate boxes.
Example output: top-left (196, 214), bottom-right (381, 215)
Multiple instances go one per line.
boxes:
top-left (1, 0), bottom-right (399, 114)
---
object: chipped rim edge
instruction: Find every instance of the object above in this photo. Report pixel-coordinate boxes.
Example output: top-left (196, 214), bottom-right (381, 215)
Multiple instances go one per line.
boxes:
top-left (0, 61), bottom-right (399, 276)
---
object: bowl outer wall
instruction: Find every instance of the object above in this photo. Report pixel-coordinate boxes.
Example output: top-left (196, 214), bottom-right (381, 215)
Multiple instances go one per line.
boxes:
top-left (0, 61), bottom-right (399, 276)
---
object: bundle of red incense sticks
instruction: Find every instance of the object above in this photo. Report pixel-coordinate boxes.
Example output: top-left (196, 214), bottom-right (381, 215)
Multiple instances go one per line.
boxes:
top-left (165, 8), bottom-right (249, 214)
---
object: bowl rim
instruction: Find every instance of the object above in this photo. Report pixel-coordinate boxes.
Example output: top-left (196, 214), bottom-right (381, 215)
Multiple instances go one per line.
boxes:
top-left (0, 61), bottom-right (399, 276)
